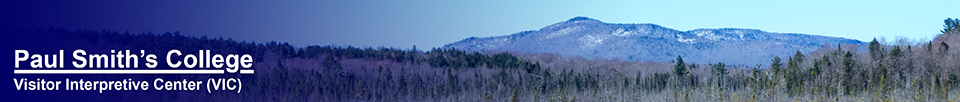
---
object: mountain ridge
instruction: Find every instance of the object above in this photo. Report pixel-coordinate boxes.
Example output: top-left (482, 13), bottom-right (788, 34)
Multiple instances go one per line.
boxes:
top-left (444, 17), bottom-right (864, 66)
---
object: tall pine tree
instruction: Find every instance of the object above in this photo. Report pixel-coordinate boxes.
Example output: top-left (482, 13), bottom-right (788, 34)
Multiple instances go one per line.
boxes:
top-left (674, 55), bottom-right (687, 77)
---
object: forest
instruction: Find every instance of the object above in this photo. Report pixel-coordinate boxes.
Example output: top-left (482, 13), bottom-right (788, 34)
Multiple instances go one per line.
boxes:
top-left (10, 18), bottom-right (960, 101)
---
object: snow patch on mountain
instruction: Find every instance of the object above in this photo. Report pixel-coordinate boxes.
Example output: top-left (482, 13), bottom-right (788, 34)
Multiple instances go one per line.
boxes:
top-left (444, 17), bottom-right (864, 65)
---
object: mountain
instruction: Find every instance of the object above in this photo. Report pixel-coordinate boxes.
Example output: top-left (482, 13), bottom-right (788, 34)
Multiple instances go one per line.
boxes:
top-left (444, 17), bottom-right (864, 66)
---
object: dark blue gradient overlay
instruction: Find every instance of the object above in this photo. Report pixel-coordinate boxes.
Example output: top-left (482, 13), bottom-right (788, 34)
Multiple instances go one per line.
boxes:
top-left (5, 1), bottom-right (260, 101)
top-left (5, 29), bottom-right (258, 102)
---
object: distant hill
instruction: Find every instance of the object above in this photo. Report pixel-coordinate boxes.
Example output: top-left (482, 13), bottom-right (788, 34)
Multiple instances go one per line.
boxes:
top-left (445, 17), bottom-right (864, 65)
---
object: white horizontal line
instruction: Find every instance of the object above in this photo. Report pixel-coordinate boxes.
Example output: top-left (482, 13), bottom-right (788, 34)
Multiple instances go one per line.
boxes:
top-left (240, 70), bottom-right (254, 74)
top-left (13, 70), bottom-right (229, 74)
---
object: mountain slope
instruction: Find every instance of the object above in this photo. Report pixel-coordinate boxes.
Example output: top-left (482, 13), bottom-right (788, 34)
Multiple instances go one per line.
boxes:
top-left (444, 17), bottom-right (863, 65)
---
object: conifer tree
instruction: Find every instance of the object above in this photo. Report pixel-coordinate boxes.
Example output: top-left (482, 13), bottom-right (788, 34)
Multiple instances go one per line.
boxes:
top-left (771, 56), bottom-right (782, 76)
top-left (869, 38), bottom-right (883, 60)
top-left (713, 62), bottom-right (727, 88)
top-left (674, 56), bottom-right (687, 77)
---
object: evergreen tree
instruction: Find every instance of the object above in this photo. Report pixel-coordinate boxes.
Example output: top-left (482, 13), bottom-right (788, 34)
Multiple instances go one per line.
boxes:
top-left (842, 51), bottom-right (856, 92)
top-left (945, 18), bottom-right (960, 32)
top-left (889, 46), bottom-right (902, 57)
top-left (794, 50), bottom-right (805, 63)
top-left (786, 51), bottom-right (805, 94)
top-left (771, 56), bottom-right (783, 76)
top-left (869, 38), bottom-right (883, 60)
top-left (674, 55), bottom-right (688, 87)
top-left (941, 42), bottom-right (950, 52)
top-left (771, 56), bottom-right (784, 91)
top-left (811, 61), bottom-right (821, 76)
top-left (674, 56), bottom-right (687, 77)
top-left (713, 62), bottom-right (727, 88)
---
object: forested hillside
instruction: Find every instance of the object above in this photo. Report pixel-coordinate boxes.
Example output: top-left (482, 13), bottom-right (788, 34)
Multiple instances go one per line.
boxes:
top-left (444, 17), bottom-right (864, 66)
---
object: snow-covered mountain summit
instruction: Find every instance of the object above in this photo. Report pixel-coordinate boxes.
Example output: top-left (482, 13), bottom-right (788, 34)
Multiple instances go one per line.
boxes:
top-left (445, 17), bottom-right (863, 65)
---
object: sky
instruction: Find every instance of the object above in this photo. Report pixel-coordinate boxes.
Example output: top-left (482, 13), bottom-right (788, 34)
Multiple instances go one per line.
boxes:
top-left (6, 0), bottom-right (960, 49)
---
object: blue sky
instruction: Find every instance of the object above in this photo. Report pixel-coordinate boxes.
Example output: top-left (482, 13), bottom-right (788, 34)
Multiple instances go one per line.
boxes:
top-left (7, 0), bottom-right (959, 49)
